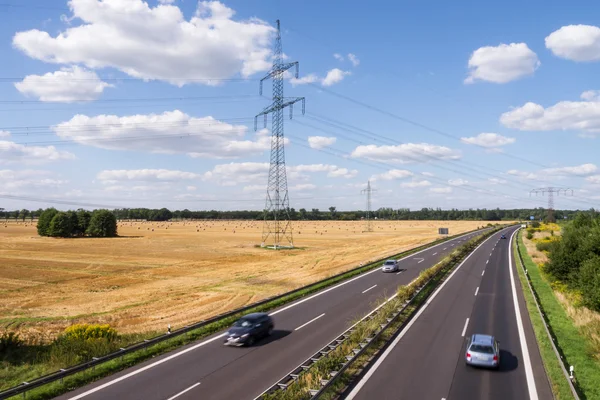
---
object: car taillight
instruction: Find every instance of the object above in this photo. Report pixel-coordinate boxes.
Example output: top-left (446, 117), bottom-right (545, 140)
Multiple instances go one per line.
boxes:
top-left (466, 352), bottom-right (471, 360)
top-left (493, 355), bottom-right (498, 362)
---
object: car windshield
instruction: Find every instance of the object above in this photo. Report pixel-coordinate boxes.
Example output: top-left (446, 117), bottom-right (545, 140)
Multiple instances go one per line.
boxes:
top-left (469, 344), bottom-right (495, 354)
top-left (234, 318), bottom-right (255, 327)
top-left (384, 261), bottom-right (395, 265)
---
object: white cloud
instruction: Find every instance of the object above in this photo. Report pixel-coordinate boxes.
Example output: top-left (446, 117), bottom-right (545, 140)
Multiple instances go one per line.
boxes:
top-left (289, 73), bottom-right (319, 86)
top-left (587, 175), bottom-right (600, 184)
top-left (159, 0), bottom-right (176, 4)
top-left (186, 186), bottom-right (196, 191)
top-left (430, 187), bottom-right (452, 194)
top-left (12, 1), bottom-right (275, 86)
top-left (351, 143), bottom-right (461, 164)
top-left (507, 169), bottom-right (540, 181)
top-left (97, 169), bottom-right (201, 182)
top-left (348, 53), bottom-right (360, 66)
top-left (448, 179), bottom-right (468, 186)
top-left (53, 110), bottom-right (272, 158)
top-left (308, 136), bottom-right (336, 149)
top-left (543, 163), bottom-right (597, 176)
top-left (371, 169), bottom-right (413, 181)
top-left (465, 43), bottom-right (540, 84)
top-left (401, 180), bottom-right (431, 188)
top-left (242, 184), bottom-right (264, 193)
top-left (322, 68), bottom-right (351, 86)
top-left (290, 183), bottom-right (316, 191)
top-left (488, 178), bottom-right (507, 185)
top-left (333, 53), bottom-right (344, 61)
top-left (581, 90), bottom-right (600, 101)
top-left (421, 172), bottom-right (434, 177)
top-left (545, 25), bottom-right (600, 62)
top-left (460, 132), bottom-right (516, 147)
top-left (0, 131), bottom-right (10, 137)
top-left (0, 141), bottom-right (75, 165)
top-left (0, 169), bottom-right (68, 190)
top-left (500, 98), bottom-right (600, 137)
top-left (291, 164), bottom-right (358, 179)
top-left (14, 66), bottom-right (112, 102)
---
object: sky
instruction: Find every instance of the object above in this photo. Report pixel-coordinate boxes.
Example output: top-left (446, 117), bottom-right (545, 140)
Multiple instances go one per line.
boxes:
top-left (1, 0), bottom-right (600, 212)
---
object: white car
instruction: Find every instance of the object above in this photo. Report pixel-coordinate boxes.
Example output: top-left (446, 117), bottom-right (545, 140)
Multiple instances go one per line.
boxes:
top-left (381, 259), bottom-right (399, 272)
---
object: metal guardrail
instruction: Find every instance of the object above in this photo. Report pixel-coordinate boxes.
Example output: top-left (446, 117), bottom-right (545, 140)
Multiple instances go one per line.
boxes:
top-left (0, 228), bottom-right (485, 400)
top-left (514, 230), bottom-right (581, 400)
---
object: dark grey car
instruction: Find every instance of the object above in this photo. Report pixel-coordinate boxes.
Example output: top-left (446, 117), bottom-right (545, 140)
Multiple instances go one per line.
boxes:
top-left (465, 333), bottom-right (500, 368)
top-left (224, 312), bottom-right (274, 346)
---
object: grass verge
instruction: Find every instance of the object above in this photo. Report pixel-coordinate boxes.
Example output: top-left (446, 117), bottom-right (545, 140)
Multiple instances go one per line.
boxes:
top-left (514, 231), bottom-right (574, 399)
top-left (518, 231), bottom-right (600, 399)
top-left (2, 229), bottom-right (484, 400)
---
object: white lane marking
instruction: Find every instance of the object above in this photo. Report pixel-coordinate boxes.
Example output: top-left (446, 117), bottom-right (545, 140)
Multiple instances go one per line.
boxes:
top-left (461, 318), bottom-right (470, 337)
top-left (362, 284), bottom-right (377, 294)
top-left (508, 229), bottom-right (539, 400)
top-left (295, 313), bottom-right (326, 331)
top-left (474, 287), bottom-right (479, 296)
top-left (418, 259), bottom-right (425, 264)
top-left (396, 270), bottom-right (403, 275)
top-left (70, 229), bottom-right (483, 399)
top-left (482, 270), bottom-right (485, 276)
top-left (443, 247), bottom-right (447, 250)
top-left (486, 260), bottom-right (489, 265)
top-left (490, 253), bottom-right (493, 257)
top-left (345, 229), bottom-right (503, 400)
top-left (432, 252), bottom-right (438, 256)
top-left (166, 383), bottom-right (201, 400)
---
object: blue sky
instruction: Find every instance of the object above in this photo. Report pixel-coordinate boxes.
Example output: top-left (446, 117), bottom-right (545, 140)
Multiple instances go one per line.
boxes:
top-left (1, 0), bottom-right (599, 211)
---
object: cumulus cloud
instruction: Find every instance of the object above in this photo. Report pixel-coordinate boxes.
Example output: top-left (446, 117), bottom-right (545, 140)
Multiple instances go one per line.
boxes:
top-left (291, 164), bottom-right (358, 179)
top-left (322, 68), bottom-right (351, 86)
top-left (0, 131), bottom-right (10, 137)
top-left (371, 169), bottom-right (413, 181)
top-left (0, 169), bottom-right (68, 190)
top-left (12, 1), bottom-right (275, 86)
top-left (465, 43), bottom-right (540, 84)
top-left (542, 163), bottom-right (597, 176)
top-left (348, 53), bottom-right (360, 66)
top-left (499, 97), bottom-right (600, 137)
top-left (488, 178), bottom-right (507, 185)
top-left (351, 143), bottom-right (461, 164)
top-left (507, 169), bottom-right (540, 181)
top-left (333, 53), bottom-right (344, 61)
top-left (448, 179), bottom-right (469, 186)
top-left (53, 110), bottom-right (273, 158)
top-left (97, 169), bottom-right (201, 182)
top-left (289, 74), bottom-right (319, 86)
top-left (581, 90), bottom-right (600, 101)
top-left (401, 180), bottom-right (431, 188)
top-left (308, 136), bottom-right (336, 149)
top-left (0, 141), bottom-right (75, 165)
top-left (587, 175), bottom-right (600, 184)
top-left (14, 66), bottom-right (112, 102)
top-left (545, 25), bottom-right (600, 62)
top-left (430, 187), bottom-right (452, 194)
top-left (461, 132), bottom-right (516, 148)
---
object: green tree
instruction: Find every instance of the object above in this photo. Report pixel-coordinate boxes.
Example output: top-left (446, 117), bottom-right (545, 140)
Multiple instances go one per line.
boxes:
top-left (48, 212), bottom-right (75, 238)
top-left (87, 210), bottom-right (118, 237)
top-left (329, 206), bottom-right (337, 220)
top-left (37, 208), bottom-right (58, 236)
top-left (579, 255), bottom-right (600, 311)
top-left (77, 210), bottom-right (92, 234)
top-left (298, 208), bottom-right (307, 220)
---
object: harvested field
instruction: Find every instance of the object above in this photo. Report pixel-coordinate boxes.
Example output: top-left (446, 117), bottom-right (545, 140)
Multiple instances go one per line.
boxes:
top-left (0, 220), bottom-right (486, 339)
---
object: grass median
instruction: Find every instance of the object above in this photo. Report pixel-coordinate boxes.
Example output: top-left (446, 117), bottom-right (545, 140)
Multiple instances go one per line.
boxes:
top-left (2, 230), bottom-right (482, 400)
top-left (517, 231), bottom-right (600, 400)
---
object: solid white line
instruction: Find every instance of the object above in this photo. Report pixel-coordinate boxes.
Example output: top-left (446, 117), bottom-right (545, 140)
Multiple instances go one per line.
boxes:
top-left (461, 318), bottom-right (470, 337)
top-left (474, 287), bottom-right (479, 296)
top-left (345, 230), bottom-right (503, 400)
top-left (295, 313), bottom-right (325, 331)
top-left (70, 229), bottom-right (483, 399)
top-left (166, 383), bottom-right (201, 400)
top-left (486, 260), bottom-right (489, 264)
top-left (362, 284), bottom-right (377, 294)
top-left (418, 259), bottom-right (424, 263)
top-left (482, 270), bottom-right (485, 276)
top-left (508, 229), bottom-right (539, 400)
top-left (432, 252), bottom-right (438, 256)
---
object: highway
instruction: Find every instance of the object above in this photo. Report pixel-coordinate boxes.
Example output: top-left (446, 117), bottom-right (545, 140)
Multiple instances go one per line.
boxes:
top-left (345, 226), bottom-right (553, 400)
top-left (56, 230), bottom-right (486, 400)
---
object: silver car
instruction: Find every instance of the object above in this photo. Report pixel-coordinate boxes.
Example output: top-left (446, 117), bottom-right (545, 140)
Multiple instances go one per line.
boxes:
top-left (381, 259), bottom-right (399, 273)
top-left (465, 334), bottom-right (500, 369)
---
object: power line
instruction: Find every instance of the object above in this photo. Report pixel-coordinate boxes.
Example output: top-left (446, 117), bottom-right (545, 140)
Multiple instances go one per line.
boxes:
top-left (0, 94), bottom-right (265, 105)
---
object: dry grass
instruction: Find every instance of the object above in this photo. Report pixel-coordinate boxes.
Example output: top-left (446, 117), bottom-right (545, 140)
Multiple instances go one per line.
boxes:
top-left (0, 220), bottom-right (485, 339)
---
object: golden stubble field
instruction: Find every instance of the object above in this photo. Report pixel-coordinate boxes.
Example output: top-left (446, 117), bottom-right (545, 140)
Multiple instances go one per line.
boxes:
top-left (0, 219), bottom-right (486, 339)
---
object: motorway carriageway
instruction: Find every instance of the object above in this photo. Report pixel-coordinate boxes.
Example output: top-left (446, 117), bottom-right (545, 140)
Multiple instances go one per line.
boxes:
top-left (57, 230), bottom-right (485, 400)
top-left (345, 226), bottom-right (553, 400)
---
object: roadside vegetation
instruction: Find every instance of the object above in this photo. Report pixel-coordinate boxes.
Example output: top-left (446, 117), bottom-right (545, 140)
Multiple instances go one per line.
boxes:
top-left (520, 216), bottom-right (600, 399)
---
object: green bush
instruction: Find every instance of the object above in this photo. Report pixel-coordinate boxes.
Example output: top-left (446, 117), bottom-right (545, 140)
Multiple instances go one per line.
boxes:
top-left (37, 208), bottom-right (58, 236)
top-left (0, 332), bottom-right (22, 353)
top-left (48, 212), bottom-right (75, 238)
top-left (579, 255), bottom-right (600, 311)
top-left (531, 221), bottom-right (541, 228)
top-left (60, 324), bottom-right (118, 342)
top-left (526, 231), bottom-right (534, 240)
top-left (536, 241), bottom-right (553, 252)
top-left (87, 210), bottom-right (118, 237)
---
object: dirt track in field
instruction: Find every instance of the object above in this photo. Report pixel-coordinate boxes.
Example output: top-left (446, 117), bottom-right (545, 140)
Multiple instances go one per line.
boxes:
top-left (0, 220), bottom-right (486, 339)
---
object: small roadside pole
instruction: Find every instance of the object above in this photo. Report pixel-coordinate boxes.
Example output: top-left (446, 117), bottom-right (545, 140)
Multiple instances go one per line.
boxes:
top-left (167, 324), bottom-right (171, 334)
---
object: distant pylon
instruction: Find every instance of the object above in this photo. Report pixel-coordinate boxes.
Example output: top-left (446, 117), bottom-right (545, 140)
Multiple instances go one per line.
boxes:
top-left (361, 181), bottom-right (376, 232)
top-left (530, 187), bottom-right (573, 222)
top-left (255, 20), bottom-right (306, 249)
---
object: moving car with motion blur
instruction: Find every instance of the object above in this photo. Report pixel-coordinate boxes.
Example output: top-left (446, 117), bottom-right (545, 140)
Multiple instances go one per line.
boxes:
top-left (381, 259), bottom-right (400, 273)
top-left (465, 333), bottom-right (500, 369)
top-left (500, 234), bottom-right (506, 239)
top-left (224, 312), bottom-right (274, 347)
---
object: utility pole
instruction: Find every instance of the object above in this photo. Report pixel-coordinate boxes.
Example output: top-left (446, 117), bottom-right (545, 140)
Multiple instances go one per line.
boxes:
top-left (530, 187), bottom-right (573, 222)
top-left (255, 20), bottom-right (306, 249)
top-left (361, 180), bottom-right (376, 232)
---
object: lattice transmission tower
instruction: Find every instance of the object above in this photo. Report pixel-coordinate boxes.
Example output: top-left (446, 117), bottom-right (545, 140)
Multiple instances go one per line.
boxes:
top-left (255, 20), bottom-right (306, 249)
top-left (361, 180), bottom-right (376, 232)
top-left (530, 187), bottom-right (573, 222)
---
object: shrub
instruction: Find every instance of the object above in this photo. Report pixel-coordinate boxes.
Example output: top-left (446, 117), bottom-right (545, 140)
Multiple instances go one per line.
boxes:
top-left (0, 331), bottom-right (22, 353)
top-left (60, 324), bottom-right (118, 342)
top-left (536, 241), bottom-right (553, 252)
top-left (37, 208), bottom-right (58, 236)
top-left (87, 210), bottom-right (118, 237)
top-left (526, 231), bottom-right (534, 240)
top-left (531, 221), bottom-right (541, 228)
top-left (48, 212), bottom-right (75, 238)
top-left (579, 255), bottom-right (600, 311)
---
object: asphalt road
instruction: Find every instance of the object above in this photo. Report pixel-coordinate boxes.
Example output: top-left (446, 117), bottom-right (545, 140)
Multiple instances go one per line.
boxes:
top-left (344, 226), bottom-right (553, 400)
top-left (56, 230), bottom-right (485, 400)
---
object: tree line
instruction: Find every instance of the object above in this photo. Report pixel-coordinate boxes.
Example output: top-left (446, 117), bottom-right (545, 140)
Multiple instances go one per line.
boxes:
top-left (544, 213), bottom-right (600, 311)
top-left (1, 206), bottom-right (590, 222)
top-left (36, 208), bottom-right (118, 238)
